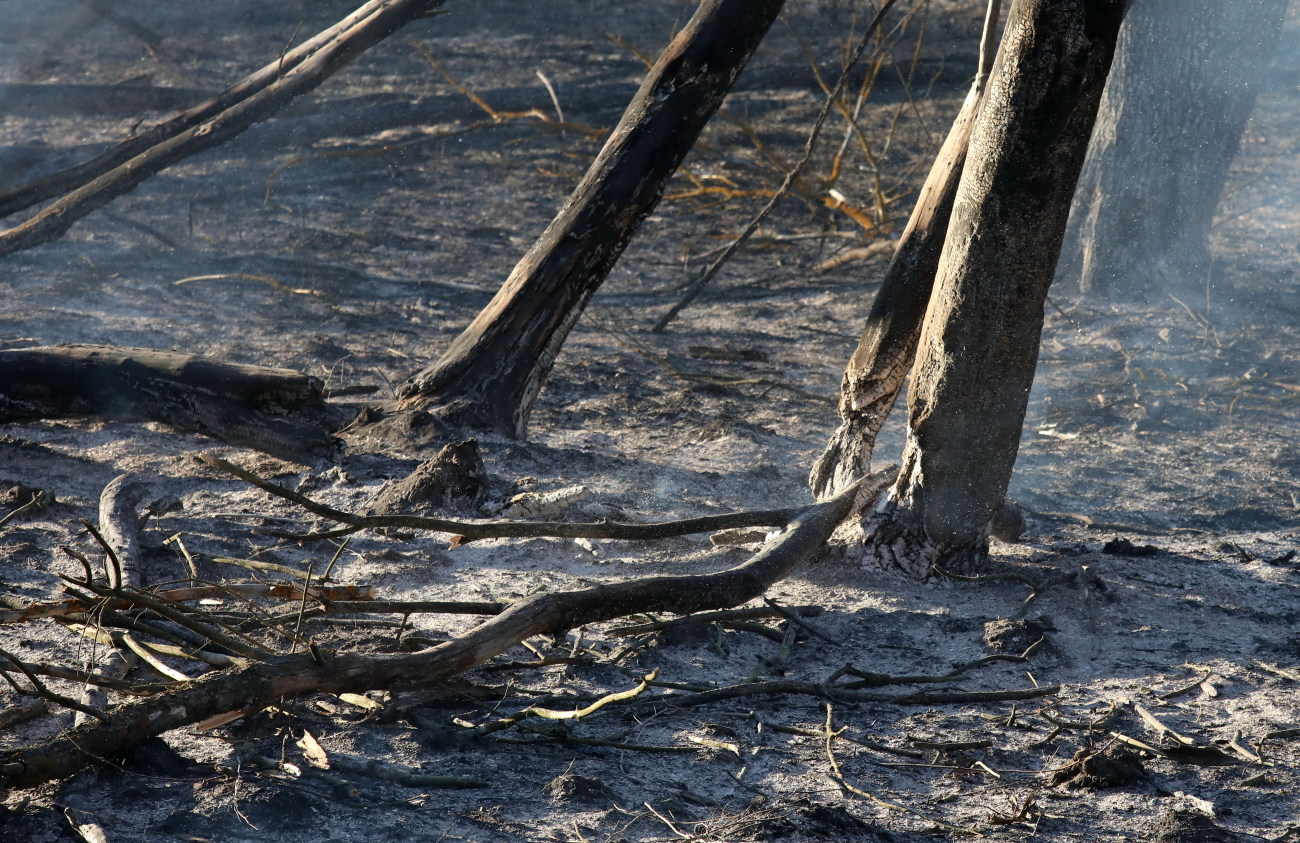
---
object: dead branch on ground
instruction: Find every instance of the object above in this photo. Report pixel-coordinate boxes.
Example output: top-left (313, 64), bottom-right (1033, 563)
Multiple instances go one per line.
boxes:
top-left (0, 467), bottom-right (893, 789)
top-left (200, 454), bottom-right (803, 542)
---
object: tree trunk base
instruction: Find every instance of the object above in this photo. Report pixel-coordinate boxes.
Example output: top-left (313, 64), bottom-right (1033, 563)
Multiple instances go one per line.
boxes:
top-left (808, 418), bottom-right (876, 502)
top-left (830, 488), bottom-right (986, 579)
top-left (831, 488), bottom-right (1025, 579)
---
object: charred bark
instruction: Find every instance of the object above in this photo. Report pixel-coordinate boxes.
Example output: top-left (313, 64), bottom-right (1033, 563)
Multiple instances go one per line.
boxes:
top-left (809, 1), bottom-right (1002, 501)
top-left (393, 0), bottom-right (787, 438)
top-left (0, 345), bottom-right (341, 463)
top-left (857, 0), bottom-right (1124, 577)
top-left (1058, 0), bottom-right (1289, 299)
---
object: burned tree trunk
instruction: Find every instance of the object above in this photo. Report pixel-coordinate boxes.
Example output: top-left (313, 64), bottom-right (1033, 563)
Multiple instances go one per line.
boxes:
top-left (393, 0), bottom-right (787, 438)
top-left (1057, 0), bottom-right (1289, 299)
top-left (809, 1), bottom-right (1002, 501)
top-left (854, 0), bottom-right (1124, 577)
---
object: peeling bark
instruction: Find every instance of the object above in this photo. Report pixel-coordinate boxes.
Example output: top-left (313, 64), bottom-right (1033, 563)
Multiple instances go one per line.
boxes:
top-left (394, 0), bottom-right (787, 438)
top-left (858, 0), bottom-right (1124, 577)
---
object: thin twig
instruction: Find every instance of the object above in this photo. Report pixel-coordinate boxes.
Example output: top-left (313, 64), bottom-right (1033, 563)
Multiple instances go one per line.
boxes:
top-left (762, 597), bottom-right (834, 642)
top-left (80, 521), bottom-right (123, 593)
top-left (0, 647), bottom-right (111, 723)
top-left (0, 491), bottom-right (49, 532)
top-left (824, 700), bottom-right (982, 836)
top-left (461, 670), bottom-right (658, 738)
top-left (61, 577), bottom-right (269, 661)
top-left (201, 454), bottom-right (801, 542)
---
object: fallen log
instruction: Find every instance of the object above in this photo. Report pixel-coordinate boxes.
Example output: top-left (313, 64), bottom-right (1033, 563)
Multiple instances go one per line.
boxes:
top-left (0, 345), bottom-right (341, 463)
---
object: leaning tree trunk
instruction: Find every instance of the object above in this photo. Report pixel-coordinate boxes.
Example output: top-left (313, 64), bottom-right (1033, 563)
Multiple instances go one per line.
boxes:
top-left (1057, 0), bottom-right (1288, 299)
top-left (808, 0), bottom-right (1003, 502)
top-left (393, 0), bottom-right (786, 438)
top-left (854, 0), bottom-right (1124, 578)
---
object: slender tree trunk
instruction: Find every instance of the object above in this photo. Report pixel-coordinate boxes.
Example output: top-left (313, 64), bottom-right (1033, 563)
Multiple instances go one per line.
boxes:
top-left (394, 0), bottom-right (786, 438)
top-left (857, 0), bottom-right (1124, 577)
top-left (1057, 0), bottom-right (1288, 299)
top-left (809, 1), bottom-right (1002, 502)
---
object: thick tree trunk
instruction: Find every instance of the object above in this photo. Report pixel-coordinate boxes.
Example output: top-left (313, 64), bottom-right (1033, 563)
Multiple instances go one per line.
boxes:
top-left (809, 1), bottom-right (1003, 502)
top-left (856, 0), bottom-right (1124, 577)
top-left (0, 345), bottom-right (341, 463)
top-left (394, 0), bottom-right (786, 438)
top-left (1057, 0), bottom-right (1288, 299)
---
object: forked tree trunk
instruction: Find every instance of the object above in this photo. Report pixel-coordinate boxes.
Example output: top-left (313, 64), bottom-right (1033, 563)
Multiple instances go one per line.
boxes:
top-left (1057, 0), bottom-right (1288, 299)
top-left (394, 0), bottom-right (787, 437)
top-left (856, 0), bottom-right (1124, 577)
top-left (809, 1), bottom-right (1002, 501)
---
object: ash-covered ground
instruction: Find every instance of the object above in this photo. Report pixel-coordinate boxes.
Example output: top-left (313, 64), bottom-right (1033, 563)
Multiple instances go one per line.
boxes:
top-left (1, 1), bottom-right (1297, 840)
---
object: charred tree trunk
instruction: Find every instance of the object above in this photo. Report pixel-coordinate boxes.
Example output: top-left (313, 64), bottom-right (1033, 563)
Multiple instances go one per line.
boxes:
top-left (393, 0), bottom-right (787, 438)
top-left (856, 0), bottom-right (1124, 577)
top-left (1057, 0), bottom-right (1288, 299)
top-left (809, 1), bottom-right (1003, 501)
top-left (0, 345), bottom-right (341, 463)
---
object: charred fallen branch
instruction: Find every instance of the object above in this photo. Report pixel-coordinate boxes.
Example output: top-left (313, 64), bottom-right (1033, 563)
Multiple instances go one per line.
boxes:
top-left (201, 453), bottom-right (803, 542)
top-left (0, 466), bottom-right (893, 790)
top-left (0, 345), bottom-right (341, 463)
